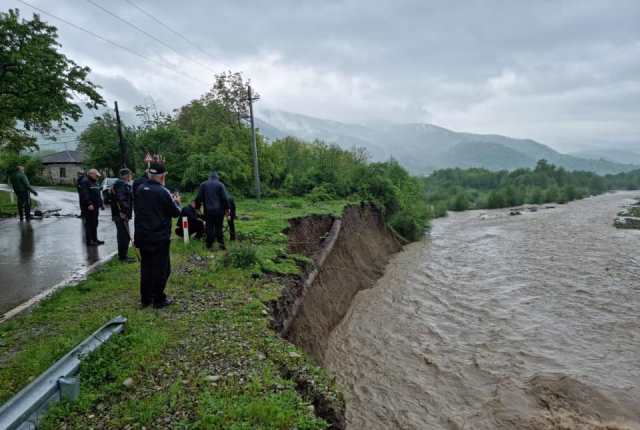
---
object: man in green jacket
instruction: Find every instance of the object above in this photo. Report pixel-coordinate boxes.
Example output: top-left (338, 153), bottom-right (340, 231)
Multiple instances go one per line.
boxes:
top-left (11, 165), bottom-right (38, 221)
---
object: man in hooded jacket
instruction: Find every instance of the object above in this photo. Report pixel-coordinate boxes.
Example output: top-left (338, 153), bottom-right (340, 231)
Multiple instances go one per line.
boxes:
top-left (195, 171), bottom-right (229, 250)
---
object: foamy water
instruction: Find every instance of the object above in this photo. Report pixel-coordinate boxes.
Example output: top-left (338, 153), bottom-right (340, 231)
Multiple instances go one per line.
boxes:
top-left (325, 191), bottom-right (640, 429)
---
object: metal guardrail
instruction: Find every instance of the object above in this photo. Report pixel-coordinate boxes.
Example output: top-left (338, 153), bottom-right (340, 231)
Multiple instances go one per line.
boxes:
top-left (0, 316), bottom-right (127, 430)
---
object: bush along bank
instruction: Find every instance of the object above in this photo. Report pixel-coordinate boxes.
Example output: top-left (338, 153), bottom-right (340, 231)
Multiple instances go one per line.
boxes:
top-left (0, 198), bottom-right (355, 429)
top-left (424, 159), bottom-right (640, 214)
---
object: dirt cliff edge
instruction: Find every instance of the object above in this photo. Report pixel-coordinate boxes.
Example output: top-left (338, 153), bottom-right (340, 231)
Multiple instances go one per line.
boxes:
top-left (272, 203), bottom-right (403, 364)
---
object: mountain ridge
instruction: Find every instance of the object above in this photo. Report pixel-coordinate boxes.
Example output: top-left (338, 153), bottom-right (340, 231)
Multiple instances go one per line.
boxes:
top-left (256, 109), bottom-right (639, 175)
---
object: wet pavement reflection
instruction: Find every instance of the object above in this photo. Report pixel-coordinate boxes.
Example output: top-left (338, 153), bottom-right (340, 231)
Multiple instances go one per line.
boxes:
top-left (0, 185), bottom-right (118, 314)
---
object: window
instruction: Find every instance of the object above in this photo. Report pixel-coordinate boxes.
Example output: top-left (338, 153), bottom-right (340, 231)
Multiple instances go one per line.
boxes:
top-left (59, 167), bottom-right (66, 178)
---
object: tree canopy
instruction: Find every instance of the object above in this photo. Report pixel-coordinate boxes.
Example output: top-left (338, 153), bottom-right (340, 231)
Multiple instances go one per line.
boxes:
top-left (0, 9), bottom-right (104, 153)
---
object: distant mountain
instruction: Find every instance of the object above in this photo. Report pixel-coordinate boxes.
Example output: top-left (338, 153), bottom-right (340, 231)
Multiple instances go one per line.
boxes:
top-left (256, 109), bottom-right (639, 175)
top-left (569, 149), bottom-right (640, 166)
top-left (31, 105), bottom-right (137, 156)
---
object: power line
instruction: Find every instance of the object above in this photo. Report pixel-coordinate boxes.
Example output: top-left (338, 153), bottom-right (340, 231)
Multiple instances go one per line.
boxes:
top-left (84, 0), bottom-right (216, 74)
top-left (15, 0), bottom-right (208, 85)
top-left (122, 0), bottom-right (218, 65)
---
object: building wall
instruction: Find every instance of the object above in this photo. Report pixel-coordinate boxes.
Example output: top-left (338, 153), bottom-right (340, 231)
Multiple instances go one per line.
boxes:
top-left (42, 163), bottom-right (84, 185)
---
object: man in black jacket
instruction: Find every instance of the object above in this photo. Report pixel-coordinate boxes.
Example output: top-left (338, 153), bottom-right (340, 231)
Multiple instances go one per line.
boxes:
top-left (78, 168), bottom-right (104, 246)
top-left (111, 168), bottom-right (134, 262)
top-left (175, 201), bottom-right (205, 240)
top-left (132, 170), bottom-right (148, 196)
top-left (195, 171), bottom-right (229, 250)
top-left (134, 162), bottom-right (181, 308)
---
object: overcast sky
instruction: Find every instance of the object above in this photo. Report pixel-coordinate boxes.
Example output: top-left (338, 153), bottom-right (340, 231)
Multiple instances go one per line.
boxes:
top-left (6, 0), bottom-right (640, 152)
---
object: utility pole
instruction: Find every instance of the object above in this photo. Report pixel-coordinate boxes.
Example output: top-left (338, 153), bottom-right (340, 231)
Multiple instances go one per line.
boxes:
top-left (114, 101), bottom-right (127, 168)
top-left (247, 85), bottom-right (261, 200)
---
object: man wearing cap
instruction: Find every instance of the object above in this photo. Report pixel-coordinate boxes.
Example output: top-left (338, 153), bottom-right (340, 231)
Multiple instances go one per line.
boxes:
top-left (195, 171), bottom-right (230, 250)
top-left (134, 162), bottom-right (181, 308)
top-left (78, 168), bottom-right (104, 246)
top-left (111, 168), bottom-right (134, 262)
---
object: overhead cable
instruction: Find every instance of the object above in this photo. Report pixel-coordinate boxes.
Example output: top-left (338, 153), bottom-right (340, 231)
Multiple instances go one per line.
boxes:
top-left (15, 0), bottom-right (208, 85)
top-left (84, 0), bottom-right (216, 74)
top-left (122, 0), bottom-right (218, 65)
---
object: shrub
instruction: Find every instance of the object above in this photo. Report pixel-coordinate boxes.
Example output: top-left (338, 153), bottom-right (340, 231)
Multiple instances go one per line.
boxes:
top-left (449, 193), bottom-right (470, 211)
top-left (225, 243), bottom-right (259, 269)
top-left (389, 211), bottom-right (424, 241)
top-left (307, 185), bottom-right (334, 203)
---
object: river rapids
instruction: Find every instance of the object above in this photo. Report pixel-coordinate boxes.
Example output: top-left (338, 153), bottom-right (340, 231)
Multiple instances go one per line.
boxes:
top-left (325, 191), bottom-right (640, 430)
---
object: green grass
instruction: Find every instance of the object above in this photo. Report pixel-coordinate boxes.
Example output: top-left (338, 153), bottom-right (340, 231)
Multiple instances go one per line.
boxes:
top-left (0, 190), bottom-right (39, 218)
top-left (0, 190), bottom-right (17, 217)
top-left (0, 197), bottom-right (347, 429)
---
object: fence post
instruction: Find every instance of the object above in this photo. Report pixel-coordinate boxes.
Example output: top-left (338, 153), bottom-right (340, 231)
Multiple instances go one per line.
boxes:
top-left (182, 217), bottom-right (189, 244)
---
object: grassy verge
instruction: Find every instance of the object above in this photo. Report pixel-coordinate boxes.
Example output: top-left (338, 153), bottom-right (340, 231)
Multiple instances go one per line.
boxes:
top-left (0, 190), bottom-right (39, 218)
top-left (0, 190), bottom-right (16, 217)
top-left (0, 197), bottom-right (348, 429)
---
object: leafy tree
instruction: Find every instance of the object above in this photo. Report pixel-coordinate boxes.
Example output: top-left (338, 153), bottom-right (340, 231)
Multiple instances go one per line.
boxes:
top-left (201, 71), bottom-right (257, 126)
top-left (0, 9), bottom-right (104, 153)
top-left (79, 113), bottom-right (135, 176)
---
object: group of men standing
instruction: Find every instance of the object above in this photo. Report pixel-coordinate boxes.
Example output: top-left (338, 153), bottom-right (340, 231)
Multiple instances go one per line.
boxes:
top-left (11, 162), bottom-right (235, 309)
top-left (75, 163), bottom-right (235, 309)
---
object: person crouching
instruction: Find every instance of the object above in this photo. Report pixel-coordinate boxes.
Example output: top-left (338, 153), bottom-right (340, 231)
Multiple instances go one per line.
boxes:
top-left (175, 200), bottom-right (205, 240)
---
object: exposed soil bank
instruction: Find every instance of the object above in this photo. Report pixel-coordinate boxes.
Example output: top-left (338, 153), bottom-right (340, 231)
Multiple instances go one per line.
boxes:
top-left (273, 203), bottom-right (402, 364)
top-left (269, 203), bottom-right (403, 429)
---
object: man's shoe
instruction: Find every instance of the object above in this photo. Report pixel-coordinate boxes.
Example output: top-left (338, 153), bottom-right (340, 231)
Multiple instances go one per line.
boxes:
top-left (140, 302), bottom-right (151, 309)
top-left (153, 298), bottom-right (174, 309)
top-left (95, 240), bottom-right (105, 245)
top-left (119, 257), bottom-right (136, 263)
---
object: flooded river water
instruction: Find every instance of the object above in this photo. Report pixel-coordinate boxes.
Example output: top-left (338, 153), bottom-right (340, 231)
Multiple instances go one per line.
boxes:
top-left (325, 191), bottom-right (640, 429)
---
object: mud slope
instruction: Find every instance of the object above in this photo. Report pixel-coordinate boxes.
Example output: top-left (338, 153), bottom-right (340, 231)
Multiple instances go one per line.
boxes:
top-left (273, 203), bottom-right (402, 363)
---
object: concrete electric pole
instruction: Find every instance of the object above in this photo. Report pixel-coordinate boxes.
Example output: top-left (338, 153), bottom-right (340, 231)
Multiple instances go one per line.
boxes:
top-left (247, 85), bottom-right (261, 200)
top-left (114, 101), bottom-right (127, 169)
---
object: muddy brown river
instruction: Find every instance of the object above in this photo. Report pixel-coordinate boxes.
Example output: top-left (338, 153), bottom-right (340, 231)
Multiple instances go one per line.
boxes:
top-left (325, 191), bottom-right (640, 430)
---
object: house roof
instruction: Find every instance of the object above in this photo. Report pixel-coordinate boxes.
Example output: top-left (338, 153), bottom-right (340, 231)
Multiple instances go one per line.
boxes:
top-left (40, 150), bottom-right (85, 165)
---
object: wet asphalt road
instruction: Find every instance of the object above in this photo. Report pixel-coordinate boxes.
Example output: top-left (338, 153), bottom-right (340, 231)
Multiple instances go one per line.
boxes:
top-left (0, 184), bottom-right (118, 314)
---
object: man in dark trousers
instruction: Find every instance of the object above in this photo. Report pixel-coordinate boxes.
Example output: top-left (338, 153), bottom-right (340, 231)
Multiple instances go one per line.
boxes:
top-left (10, 166), bottom-right (38, 221)
top-left (76, 171), bottom-right (86, 221)
top-left (174, 200), bottom-right (205, 240)
top-left (195, 171), bottom-right (229, 250)
top-left (134, 162), bottom-right (181, 308)
top-left (111, 168), bottom-right (134, 262)
top-left (78, 168), bottom-right (104, 246)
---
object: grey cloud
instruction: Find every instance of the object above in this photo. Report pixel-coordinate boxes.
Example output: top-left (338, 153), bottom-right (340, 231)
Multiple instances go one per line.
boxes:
top-left (5, 0), bottom-right (640, 150)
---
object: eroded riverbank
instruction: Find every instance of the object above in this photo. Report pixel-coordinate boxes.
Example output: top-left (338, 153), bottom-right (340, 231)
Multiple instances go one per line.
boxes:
top-left (325, 191), bottom-right (640, 429)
